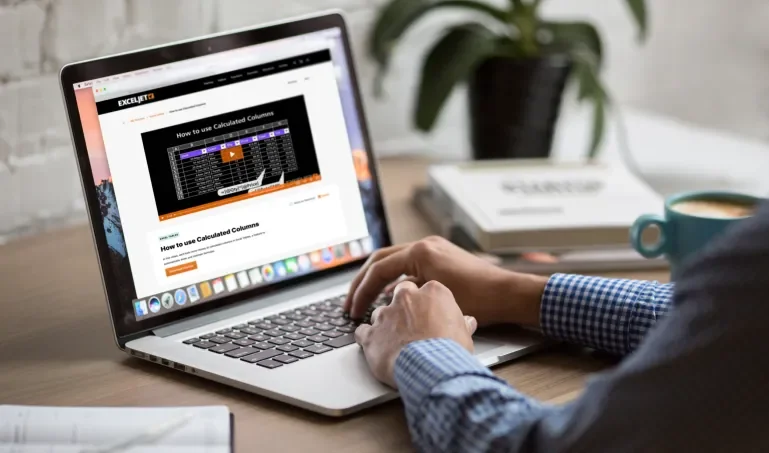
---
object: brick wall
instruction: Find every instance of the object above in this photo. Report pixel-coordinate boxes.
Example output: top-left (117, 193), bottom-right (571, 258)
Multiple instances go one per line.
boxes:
top-left (1, 0), bottom-right (768, 243)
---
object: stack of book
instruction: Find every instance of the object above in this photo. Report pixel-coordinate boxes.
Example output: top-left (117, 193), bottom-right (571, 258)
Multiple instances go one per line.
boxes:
top-left (416, 160), bottom-right (668, 274)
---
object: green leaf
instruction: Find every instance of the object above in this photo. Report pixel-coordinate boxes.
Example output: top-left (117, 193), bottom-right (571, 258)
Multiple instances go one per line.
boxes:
top-left (542, 21), bottom-right (604, 100)
top-left (369, 0), bottom-right (508, 72)
top-left (588, 91), bottom-right (606, 159)
top-left (415, 24), bottom-right (497, 131)
top-left (542, 21), bottom-right (603, 69)
top-left (572, 51), bottom-right (608, 158)
top-left (625, 0), bottom-right (648, 42)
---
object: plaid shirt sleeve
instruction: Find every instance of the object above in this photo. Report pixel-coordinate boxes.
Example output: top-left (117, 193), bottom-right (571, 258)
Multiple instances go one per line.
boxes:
top-left (395, 338), bottom-right (553, 453)
top-left (394, 275), bottom-right (675, 452)
top-left (541, 274), bottom-right (674, 355)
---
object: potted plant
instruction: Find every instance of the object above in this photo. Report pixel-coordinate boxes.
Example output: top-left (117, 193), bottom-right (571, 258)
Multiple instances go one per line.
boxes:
top-left (369, 0), bottom-right (648, 159)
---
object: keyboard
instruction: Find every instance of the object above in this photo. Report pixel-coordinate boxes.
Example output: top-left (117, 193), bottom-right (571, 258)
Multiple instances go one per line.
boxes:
top-left (183, 294), bottom-right (389, 369)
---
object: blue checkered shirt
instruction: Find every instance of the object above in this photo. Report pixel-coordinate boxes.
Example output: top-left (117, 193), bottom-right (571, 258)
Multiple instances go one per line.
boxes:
top-left (394, 274), bottom-right (673, 452)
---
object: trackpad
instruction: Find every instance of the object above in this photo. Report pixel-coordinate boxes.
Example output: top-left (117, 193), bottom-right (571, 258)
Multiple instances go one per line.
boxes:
top-left (473, 337), bottom-right (508, 355)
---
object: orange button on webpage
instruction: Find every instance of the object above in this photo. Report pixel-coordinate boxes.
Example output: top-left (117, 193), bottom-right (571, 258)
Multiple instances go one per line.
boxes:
top-left (165, 261), bottom-right (198, 277)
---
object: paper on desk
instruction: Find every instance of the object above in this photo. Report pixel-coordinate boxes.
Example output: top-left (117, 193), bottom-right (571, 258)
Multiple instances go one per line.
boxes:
top-left (0, 405), bottom-right (230, 453)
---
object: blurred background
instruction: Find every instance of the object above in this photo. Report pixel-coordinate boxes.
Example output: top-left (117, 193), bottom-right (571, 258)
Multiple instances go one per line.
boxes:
top-left (1, 0), bottom-right (769, 243)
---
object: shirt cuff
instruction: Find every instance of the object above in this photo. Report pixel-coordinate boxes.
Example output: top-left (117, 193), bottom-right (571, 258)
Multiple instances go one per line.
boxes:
top-left (540, 273), bottom-right (669, 355)
top-left (394, 339), bottom-right (496, 418)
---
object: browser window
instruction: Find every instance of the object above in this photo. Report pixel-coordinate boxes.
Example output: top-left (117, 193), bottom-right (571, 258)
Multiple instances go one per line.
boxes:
top-left (75, 30), bottom-right (374, 321)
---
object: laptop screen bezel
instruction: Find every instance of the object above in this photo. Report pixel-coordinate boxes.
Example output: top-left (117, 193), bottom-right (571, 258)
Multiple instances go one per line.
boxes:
top-left (59, 13), bottom-right (392, 345)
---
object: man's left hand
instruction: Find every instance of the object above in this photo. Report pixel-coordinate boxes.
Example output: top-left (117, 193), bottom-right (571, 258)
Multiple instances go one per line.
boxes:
top-left (354, 280), bottom-right (478, 388)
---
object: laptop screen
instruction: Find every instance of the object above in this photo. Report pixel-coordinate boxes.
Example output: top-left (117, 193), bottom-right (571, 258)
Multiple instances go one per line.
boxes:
top-left (69, 27), bottom-right (386, 329)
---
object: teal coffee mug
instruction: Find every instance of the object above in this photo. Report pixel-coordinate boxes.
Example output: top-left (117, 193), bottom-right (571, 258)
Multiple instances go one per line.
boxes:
top-left (631, 191), bottom-right (762, 278)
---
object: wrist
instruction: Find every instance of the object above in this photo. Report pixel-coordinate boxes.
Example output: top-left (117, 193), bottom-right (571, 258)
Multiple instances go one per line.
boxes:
top-left (495, 271), bottom-right (547, 327)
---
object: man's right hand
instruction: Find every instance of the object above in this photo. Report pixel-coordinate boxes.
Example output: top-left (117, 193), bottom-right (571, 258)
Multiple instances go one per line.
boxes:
top-left (343, 236), bottom-right (548, 327)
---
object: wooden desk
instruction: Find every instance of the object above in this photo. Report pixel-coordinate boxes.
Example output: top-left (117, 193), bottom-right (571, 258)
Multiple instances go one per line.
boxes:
top-left (0, 157), bottom-right (668, 452)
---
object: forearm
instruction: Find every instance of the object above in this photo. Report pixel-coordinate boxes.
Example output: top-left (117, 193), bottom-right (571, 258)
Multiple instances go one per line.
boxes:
top-left (396, 339), bottom-right (557, 453)
top-left (540, 274), bottom-right (673, 355)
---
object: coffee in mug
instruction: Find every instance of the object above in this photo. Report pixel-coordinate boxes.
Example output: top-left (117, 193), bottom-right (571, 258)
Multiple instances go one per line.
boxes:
top-left (671, 200), bottom-right (756, 219)
top-left (631, 191), bottom-right (763, 278)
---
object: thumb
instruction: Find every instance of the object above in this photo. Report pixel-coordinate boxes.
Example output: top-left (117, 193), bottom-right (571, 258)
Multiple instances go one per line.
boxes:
top-left (464, 316), bottom-right (478, 335)
top-left (355, 323), bottom-right (372, 346)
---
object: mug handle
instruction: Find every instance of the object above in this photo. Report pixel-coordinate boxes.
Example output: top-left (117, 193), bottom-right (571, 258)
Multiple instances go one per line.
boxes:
top-left (630, 214), bottom-right (669, 258)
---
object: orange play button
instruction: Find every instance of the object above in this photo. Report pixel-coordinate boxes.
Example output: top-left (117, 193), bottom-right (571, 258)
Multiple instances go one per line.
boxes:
top-left (221, 145), bottom-right (244, 163)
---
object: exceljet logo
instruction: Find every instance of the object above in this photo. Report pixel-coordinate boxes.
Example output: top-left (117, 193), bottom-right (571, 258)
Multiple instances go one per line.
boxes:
top-left (118, 93), bottom-right (155, 107)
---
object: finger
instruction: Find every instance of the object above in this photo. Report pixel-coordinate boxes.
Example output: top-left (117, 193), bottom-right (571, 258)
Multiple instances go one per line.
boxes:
top-left (354, 323), bottom-right (372, 346)
top-left (349, 248), bottom-right (416, 320)
top-left (390, 280), bottom-right (419, 306)
top-left (464, 316), bottom-right (478, 335)
top-left (344, 244), bottom-right (409, 313)
top-left (383, 276), bottom-right (420, 295)
top-left (370, 306), bottom-right (387, 325)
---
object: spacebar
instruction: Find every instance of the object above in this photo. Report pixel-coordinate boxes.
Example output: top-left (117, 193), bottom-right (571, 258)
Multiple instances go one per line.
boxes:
top-left (323, 333), bottom-right (356, 348)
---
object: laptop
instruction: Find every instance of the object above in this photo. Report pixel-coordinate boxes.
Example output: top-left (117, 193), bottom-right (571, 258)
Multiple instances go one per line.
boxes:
top-left (59, 12), bottom-right (544, 416)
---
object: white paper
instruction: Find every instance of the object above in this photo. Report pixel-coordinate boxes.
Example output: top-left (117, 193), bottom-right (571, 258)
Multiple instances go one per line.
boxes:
top-left (0, 406), bottom-right (230, 453)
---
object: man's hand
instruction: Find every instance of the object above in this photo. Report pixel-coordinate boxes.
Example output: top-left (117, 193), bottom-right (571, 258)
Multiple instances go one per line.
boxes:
top-left (355, 280), bottom-right (477, 387)
top-left (344, 236), bottom-right (548, 327)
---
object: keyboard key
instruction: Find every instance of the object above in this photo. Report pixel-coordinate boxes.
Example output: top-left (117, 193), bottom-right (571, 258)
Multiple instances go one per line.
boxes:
top-left (329, 296), bottom-right (345, 305)
top-left (268, 338), bottom-right (290, 346)
top-left (314, 304), bottom-right (333, 312)
top-left (309, 316), bottom-right (326, 323)
top-left (324, 333), bottom-right (357, 349)
top-left (292, 339), bottom-right (313, 348)
top-left (240, 327), bottom-right (260, 335)
top-left (225, 332), bottom-right (246, 340)
top-left (209, 336), bottom-right (230, 344)
top-left (276, 344), bottom-right (299, 352)
top-left (266, 315), bottom-right (284, 321)
top-left (337, 325), bottom-right (356, 333)
top-left (308, 335), bottom-right (328, 343)
top-left (284, 312), bottom-right (306, 321)
top-left (183, 338), bottom-right (201, 344)
top-left (263, 329), bottom-right (283, 337)
top-left (305, 344), bottom-right (333, 355)
top-left (294, 321), bottom-right (314, 328)
top-left (233, 339), bottom-right (255, 347)
top-left (269, 318), bottom-right (291, 326)
top-left (199, 333), bottom-right (216, 340)
top-left (322, 330), bottom-right (344, 339)
top-left (279, 325), bottom-right (300, 333)
top-left (241, 349), bottom-right (282, 363)
top-left (194, 341), bottom-right (216, 349)
top-left (233, 324), bottom-right (248, 330)
top-left (250, 322), bottom-right (273, 330)
top-left (273, 355), bottom-right (299, 365)
top-left (298, 328), bottom-right (319, 336)
top-left (324, 312), bottom-right (344, 319)
top-left (247, 334), bottom-right (269, 342)
top-left (283, 333), bottom-right (304, 341)
top-left (225, 348), bottom-right (259, 359)
top-left (314, 324), bottom-right (334, 332)
top-left (256, 359), bottom-right (283, 369)
top-left (289, 350), bottom-right (313, 359)
top-left (329, 318), bottom-right (351, 327)
top-left (301, 309), bottom-right (320, 316)
top-left (210, 343), bottom-right (240, 354)
top-left (253, 342), bottom-right (273, 350)
top-left (216, 328), bottom-right (232, 334)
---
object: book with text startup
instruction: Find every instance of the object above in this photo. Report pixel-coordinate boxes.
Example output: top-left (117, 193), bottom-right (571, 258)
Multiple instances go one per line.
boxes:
top-left (427, 160), bottom-right (663, 253)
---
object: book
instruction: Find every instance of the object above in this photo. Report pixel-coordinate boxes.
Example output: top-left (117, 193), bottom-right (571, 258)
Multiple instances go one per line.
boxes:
top-left (428, 160), bottom-right (664, 253)
top-left (0, 405), bottom-right (233, 453)
top-left (414, 187), bottom-right (668, 274)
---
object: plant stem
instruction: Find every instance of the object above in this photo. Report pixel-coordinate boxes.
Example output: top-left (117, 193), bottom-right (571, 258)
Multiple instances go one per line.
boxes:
top-left (510, 2), bottom-right (539, 56)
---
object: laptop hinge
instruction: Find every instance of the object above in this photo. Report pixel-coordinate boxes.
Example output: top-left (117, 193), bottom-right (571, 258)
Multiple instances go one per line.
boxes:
top-left (152, 269), bottom-right (358, 338)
